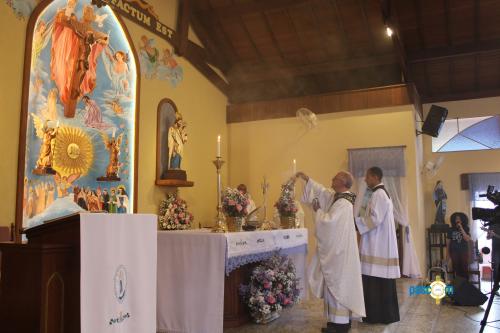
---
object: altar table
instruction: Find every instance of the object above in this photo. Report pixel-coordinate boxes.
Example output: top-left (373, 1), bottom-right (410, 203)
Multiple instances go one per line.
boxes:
top-left (156, 228), bottom-right (308, 333)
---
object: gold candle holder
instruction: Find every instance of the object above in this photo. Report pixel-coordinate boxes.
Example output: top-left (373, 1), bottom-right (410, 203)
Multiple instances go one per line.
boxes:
top-left (212, 157), bottom-right (227, 232)
top-left (260, 176), bottom-right (273, 230)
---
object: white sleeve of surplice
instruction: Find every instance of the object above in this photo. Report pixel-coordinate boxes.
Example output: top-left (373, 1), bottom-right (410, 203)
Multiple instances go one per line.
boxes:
top-left (355, 191), bottom-right (387, 235)
top-left (301, 178), bottom-right (333, 210)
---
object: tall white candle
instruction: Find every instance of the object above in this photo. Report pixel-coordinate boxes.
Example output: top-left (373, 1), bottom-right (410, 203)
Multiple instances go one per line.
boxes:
top-left (217, 135), bottom-right (221, 157)
top-left (293, 159), bottom-right (297, 174)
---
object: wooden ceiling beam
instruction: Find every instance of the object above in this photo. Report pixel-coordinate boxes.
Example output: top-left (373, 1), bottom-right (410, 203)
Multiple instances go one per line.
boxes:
top-left (330, 0), bottom-right (351, 55)
top-left (383, 0), bottom-right (423, 118)
top-left (190, 15), bottom-right (231, 73)
top-left (422, 86), bottom-right (500, 104)
top-left (444, 0), bottom-right (452, 46)
top-left (183, 46), bottom-right (229, 95)
top-left (412, 0), bottom-right (426, 49)
top-left (408, 39), bottom-right (500, 63)
top-left (174, 0), bottom-right (191, 56)
top-left (228, 53), bottom-right (398, 83)
top-left (195, 0), bottom-right (311, 18)
top-left (227, 84), bottom-right (411, 123)
top-left (359, 0), bottom-right (376, 52)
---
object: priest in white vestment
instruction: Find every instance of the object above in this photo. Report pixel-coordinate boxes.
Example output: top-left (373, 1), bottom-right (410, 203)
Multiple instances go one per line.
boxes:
top-left (354, 166), bottom-right (400, 324)
top-left (296, 171), bottom-right (365, 333)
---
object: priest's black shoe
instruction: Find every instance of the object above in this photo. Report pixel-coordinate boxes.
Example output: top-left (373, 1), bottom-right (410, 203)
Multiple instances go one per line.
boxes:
top-left (320, 322), bottom-right (336, 332)
top-left (321, 322), bottom-right (350, 333)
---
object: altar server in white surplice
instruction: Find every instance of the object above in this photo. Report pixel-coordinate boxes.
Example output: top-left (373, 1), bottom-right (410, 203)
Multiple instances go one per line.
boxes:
top-left (295, 171), bottom-right (365, 333)
top-left (354, 166), bottom-right (400, 324)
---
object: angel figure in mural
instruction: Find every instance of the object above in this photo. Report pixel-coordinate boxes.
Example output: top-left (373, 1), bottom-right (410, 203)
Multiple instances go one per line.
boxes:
top-left (32, 114), bottom-right (59, 175)
top-left (433, 180), bottom-right (447, 225)
top-left (40, 88), bottom-right (59, 121)
top-left (54, 172), bottom-right (80, 197)
top-left (102, 47), bottom-right (130, 97)
top-left (158, 48), bottom-right (183, 87)
top-left (32, 19), bottom-right (53, 68)
top-left (138, 35), bottom-right (159, 79)
top-left (81, 95), bottom-right (111, 130)
top-left (98, 131), bottom-right (124, 181)
top-left (167, 113), bottom-right (188, 169)
top-left (50, 1), bottom-right (109, 117)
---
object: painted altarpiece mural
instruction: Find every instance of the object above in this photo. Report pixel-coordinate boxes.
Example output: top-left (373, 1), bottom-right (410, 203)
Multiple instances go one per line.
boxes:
top-left (17, 0), bottom-right (139, 230)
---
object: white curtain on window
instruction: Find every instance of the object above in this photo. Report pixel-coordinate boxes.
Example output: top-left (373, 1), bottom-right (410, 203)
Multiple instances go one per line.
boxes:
top-left (349, 146), bottom-right (421, 278)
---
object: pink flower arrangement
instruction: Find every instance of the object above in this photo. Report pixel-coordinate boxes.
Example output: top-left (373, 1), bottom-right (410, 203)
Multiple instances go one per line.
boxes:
top-left (239, 253), bottom-right (300, 323)
top-left (222, 187), bottom-right (249, 217)
top-left (274, 184), bottom-right (298, 217)
top-left (158, 193), bottom-right (193, 230)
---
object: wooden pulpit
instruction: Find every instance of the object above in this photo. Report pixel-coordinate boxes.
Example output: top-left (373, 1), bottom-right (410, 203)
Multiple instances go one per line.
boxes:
top-left (0, 213), bottom-right (81, 333)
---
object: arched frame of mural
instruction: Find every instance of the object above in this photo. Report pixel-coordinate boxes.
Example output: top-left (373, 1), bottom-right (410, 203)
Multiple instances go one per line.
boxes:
top-left (15, 0), bottom-right (141, 242)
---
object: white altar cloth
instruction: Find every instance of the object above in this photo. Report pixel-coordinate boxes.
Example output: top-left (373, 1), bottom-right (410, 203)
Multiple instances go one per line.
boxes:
top-left (157, 228), bottom-right (308, 333)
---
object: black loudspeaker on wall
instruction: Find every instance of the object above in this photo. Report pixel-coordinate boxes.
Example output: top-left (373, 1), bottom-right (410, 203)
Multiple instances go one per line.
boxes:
top-left (452, 276), bottom-right (488, 306)
top-left (421, 105), bottom-right (448, 137)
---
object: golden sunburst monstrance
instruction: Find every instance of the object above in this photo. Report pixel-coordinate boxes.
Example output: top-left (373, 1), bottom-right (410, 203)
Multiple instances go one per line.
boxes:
top-left (52, 126), bottom-right (93, 177)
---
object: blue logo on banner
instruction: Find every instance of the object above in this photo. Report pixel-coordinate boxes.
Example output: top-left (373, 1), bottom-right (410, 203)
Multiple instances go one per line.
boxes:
top-left (114, 265), bottom-right (127, 303)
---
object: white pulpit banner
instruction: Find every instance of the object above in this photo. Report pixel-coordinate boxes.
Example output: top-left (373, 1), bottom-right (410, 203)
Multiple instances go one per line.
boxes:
top-left (81, 213), bottom-right (157, 333)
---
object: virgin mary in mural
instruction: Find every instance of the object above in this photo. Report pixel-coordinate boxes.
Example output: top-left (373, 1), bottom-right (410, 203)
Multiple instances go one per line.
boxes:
top-left (19, 0), bottom-right (138, 229)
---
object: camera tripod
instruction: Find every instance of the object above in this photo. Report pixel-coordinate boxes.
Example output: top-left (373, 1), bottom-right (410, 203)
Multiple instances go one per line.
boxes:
top-left (479, 262), bottom-right (499, 333)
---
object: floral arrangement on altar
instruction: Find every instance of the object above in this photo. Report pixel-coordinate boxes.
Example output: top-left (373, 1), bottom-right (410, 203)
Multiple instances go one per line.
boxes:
top-left (222, 187), bottom-right (249, 217)
top-left (274, 184), bottom-right (298, 217)
top-left (158, 192), bottom-right (193, 230)
top-left (239, 253), bottom-right (300, 323)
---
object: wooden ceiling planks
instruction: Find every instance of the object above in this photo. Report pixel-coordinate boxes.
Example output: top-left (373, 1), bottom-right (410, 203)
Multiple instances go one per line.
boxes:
top-left (185, 0), bottom-right (500, 116)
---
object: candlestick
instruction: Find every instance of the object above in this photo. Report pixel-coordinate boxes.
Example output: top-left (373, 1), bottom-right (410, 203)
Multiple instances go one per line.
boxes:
top-left (216, 135), bottom-right (221, 157)
top-left (261, 176), bottom-right (269, 222)
top-left (212, 156), bottom-right (227, 232)
top-left (293, 159), bottom-right (297, 175)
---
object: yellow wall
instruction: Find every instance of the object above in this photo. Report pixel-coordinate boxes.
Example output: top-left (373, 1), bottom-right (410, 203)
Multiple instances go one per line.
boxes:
top-left (0, 1), bottom-right (228, 229)
top-left (422, 98), bottom-right (500, 230)
top-left (228, 106), bottom-right (427, 274)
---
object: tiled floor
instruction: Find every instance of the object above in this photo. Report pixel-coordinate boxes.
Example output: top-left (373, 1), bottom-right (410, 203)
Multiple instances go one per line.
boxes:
top-left (225, 279), bottom-right (500, 333)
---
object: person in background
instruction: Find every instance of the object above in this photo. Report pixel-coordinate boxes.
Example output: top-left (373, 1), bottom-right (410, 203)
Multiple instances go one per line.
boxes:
top-left (237, 184), bottom-right (257, 219)
top-left (447, 212), bottom-right (472, 280)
